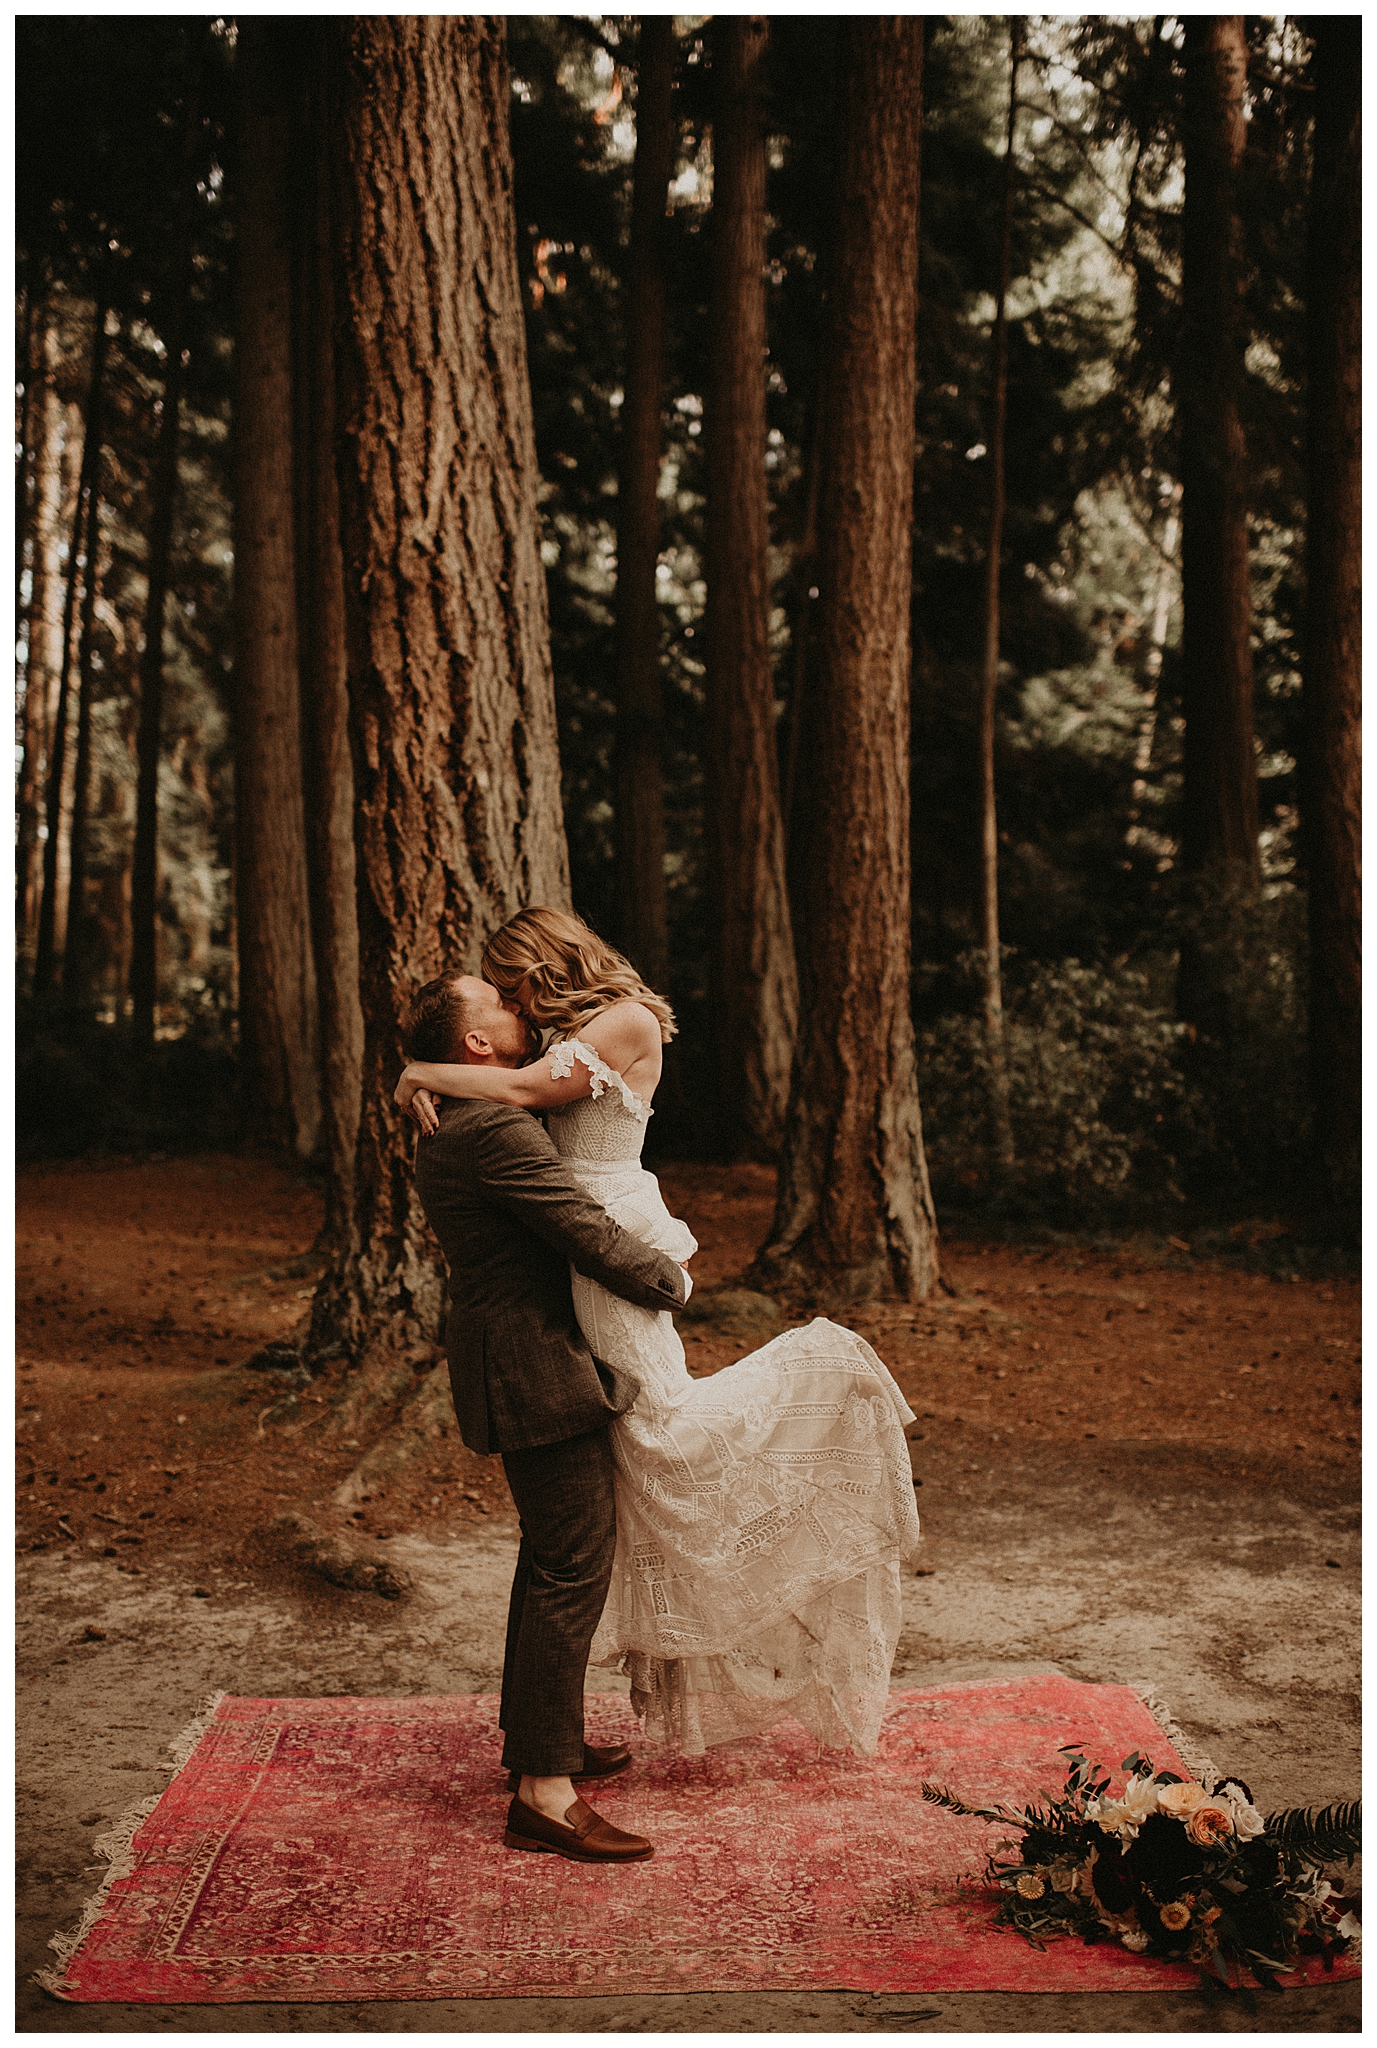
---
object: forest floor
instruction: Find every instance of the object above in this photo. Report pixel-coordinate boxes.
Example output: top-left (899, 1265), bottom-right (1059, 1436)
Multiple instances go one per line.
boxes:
top-left (16, 1153), bottom-right (1361, 2036)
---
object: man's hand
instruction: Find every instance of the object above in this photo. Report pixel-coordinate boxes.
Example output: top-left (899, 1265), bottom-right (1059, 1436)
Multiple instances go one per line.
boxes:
top-left (395, 1066), bottom-right (440, 1136)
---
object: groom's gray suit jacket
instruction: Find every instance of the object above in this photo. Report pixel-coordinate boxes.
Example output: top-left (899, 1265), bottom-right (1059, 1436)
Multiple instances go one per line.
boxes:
top-left (414, 1096), bottom-right (687, 1456)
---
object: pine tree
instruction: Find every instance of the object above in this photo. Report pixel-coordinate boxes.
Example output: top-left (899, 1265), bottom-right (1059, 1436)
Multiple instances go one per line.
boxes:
top-left (309, 17), bottom-right (570, 1380)
top-left (231, 17), bottom-right (321, 1157)
top-left (1303, 17), bottom-right (1361, 1206)
top-left (756, 19), bottom-right (939, 1303)
top-left (704, 14), bottom-right (798, 1156)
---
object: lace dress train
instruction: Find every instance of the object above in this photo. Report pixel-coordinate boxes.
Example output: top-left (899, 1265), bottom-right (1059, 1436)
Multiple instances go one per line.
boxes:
top-left (546, 1038), bottom-right (922, 1756)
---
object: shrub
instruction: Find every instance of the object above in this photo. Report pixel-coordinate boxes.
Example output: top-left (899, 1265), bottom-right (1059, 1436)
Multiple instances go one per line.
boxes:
top-left (15, 999), bottom-right (244, 1161)
top-left (918, 954), bottom-right (1196, 1225)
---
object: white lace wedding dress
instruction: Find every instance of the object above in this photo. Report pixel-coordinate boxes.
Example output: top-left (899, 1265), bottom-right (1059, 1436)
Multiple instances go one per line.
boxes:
top-left (546, 1038), bottom-right (923, 1756)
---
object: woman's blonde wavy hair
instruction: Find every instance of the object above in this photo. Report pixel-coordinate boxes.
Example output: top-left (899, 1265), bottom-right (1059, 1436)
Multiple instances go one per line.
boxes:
top-left (481, 906), bottom-right (677, 1043)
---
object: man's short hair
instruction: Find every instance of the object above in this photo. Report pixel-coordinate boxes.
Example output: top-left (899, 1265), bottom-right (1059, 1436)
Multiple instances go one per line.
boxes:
top-left (405, 976), bottom-right (481, 1063)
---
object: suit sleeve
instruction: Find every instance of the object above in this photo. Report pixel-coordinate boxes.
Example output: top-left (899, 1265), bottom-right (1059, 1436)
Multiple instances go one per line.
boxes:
top-left (471, 1110), bottom-right (688, 1314)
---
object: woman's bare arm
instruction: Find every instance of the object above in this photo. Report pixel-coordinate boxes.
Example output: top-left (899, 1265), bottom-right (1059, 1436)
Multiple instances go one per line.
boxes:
top-left (394, 1001), bottom-right (663, 1133)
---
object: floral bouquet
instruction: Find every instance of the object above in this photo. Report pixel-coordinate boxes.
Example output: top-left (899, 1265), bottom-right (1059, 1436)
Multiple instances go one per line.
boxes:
top-left (922, 1747), bottom-right (1360, 1996)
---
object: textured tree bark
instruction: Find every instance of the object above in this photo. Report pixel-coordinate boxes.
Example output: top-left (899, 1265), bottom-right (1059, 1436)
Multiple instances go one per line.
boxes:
top-left (14, 269), bottom-right (43, 627)
top-left (612, 17), bottom-right (675, 994)
top-left (753, 18), bottom-right (938, 1306)
top-left (976, 19), bottom-right (1020, 1176)
top-left (317, 16), bottom-right (570, 1370)
top-left (35, 301), bottom-right (108, 992)
top-left (1303, 18), bottom-right (1361, 1203)
top-left (1178, 17), bottom-right (1258, 886)
top-left (16, 323), bottom-right (67, 959)
top-left (231, 18), bottom-right (322, 1159)
top-left (63, 322), bottom-right (114, 1005)
top-left (129, 87), bottom-right (198, 1046)
top-left (292, 26), bottom-right (363, 1241)
top-left (704, 15), bottom-right (798, 1158)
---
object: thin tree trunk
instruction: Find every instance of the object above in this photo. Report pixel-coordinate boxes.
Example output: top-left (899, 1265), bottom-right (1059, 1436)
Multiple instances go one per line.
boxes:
top-left (1304, 17), bottom-right (1361, 1204)
top-left (232, 17), bottom-right (322, 1158)
top-left (316, 16), bottom-right (570, 1373)
top-left (292, 25), bottom-right (364, 1242)
top-left (1127, 485), bottom-right (1180, 845)
top-left (1178, 17), bottom-right (1258, 887)
top-left (613, 17), bottom-right (675, 994)
top-left (753, 18), bottom-right (938, 1307)
top-left (35, 299), bottom-right (109, 992)
top-left (976, 17), bottom-right (1021, 1176)
top-left (15, 267), bottom-right (43, 622)
top-left (16, 320), bottom-right (66, 958)
top-left (63, 318), bottom-right (114, 1004)
top-left (130, 65), bottom-right (200, 1047)
top-left (779, 413), bottom-right (822, 854)
top-left (704, 14), bottom-right (798, 1158)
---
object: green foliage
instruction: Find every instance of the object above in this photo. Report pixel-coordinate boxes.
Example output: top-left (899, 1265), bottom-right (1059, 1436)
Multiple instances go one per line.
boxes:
top-left (15, 999), bottom-right (242, 1161)
top-left (16, 14), bottom-right (1328, 1222)
top-left (16, 17), bottom-right (236, 1026)
top-left (917, 869), bottom-right (1312, 1227)
top-left (918, 953), bottom-right (1195, 1222)
top-left (1168, 881), bottom-right (1311, 1204)
top-left (1263, 1802), bottom-right (1361, 1870)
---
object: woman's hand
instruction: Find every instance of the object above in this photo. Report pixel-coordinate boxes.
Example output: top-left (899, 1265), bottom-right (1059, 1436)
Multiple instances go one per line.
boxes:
top-left (395, 1066), bottom-right (441, 1135)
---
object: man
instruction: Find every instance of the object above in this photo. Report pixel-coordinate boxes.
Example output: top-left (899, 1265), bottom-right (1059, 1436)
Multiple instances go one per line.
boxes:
top-left (408, 973), bottom-right (688, 1865)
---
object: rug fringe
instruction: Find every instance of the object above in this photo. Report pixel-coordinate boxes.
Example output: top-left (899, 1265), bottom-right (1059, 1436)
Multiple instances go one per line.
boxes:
top-left (35, 1689), bottom-right (228, 2000)
top-left (1132, 1686), bottom-right (1223, 1790)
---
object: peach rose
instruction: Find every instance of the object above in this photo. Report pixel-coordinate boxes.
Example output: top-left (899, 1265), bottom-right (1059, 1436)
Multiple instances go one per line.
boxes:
top-left (1184, 1802), bottom-right (1234, 1846)
top-left (1155, 1780), bottom-right (1209, 1817)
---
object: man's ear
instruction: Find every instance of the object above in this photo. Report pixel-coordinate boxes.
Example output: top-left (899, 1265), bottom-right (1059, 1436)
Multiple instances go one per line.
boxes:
top-left (463, 1028), bottom-right (493, 1060)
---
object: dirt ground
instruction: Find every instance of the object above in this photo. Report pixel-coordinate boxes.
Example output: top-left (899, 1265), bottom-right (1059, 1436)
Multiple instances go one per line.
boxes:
top-left (15, 1153), bottom-right (1361, 2034)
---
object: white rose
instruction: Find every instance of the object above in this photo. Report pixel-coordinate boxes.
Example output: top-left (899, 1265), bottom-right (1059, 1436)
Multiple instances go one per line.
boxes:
top-left (1214, 1780), bottom-right (1265, 1840)
top-left (1222, 1791), bottom-right (1264, 1840)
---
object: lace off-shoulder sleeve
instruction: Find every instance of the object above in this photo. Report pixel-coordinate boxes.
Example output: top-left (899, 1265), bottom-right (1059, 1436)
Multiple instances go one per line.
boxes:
top-left (548, 1037), bottom-right (652, 1125)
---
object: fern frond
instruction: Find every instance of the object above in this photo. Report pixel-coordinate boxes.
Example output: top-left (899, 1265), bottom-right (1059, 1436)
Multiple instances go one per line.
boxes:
top-left (921, 1781), bottom-right (1016, 1826)
top-left (1263, 1800), bottom-right (1361, 1867)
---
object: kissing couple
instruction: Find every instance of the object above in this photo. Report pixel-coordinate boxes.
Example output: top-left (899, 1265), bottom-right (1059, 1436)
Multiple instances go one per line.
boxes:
top-left (399, 906), bottom-right (922, 1864)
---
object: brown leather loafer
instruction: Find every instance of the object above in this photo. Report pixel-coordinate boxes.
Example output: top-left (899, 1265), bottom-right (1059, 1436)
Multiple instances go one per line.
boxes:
top-left (504, 1741), bottom-right (632, 1794)
top-left (503, 1793), bottom-right (653, 1863)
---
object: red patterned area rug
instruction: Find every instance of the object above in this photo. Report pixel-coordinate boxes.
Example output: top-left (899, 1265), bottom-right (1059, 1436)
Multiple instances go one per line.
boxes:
top-left (41, 1675), bottom-right (1356, 2003)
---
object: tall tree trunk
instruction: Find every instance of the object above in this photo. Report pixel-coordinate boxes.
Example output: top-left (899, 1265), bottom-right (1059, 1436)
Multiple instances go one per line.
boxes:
top-left (63, 318), bottom-right (114, 1005)
top-left (704, 14), bottom-right (798, 1158)
top-left (16, 321), bottom-right (66, 960)
top-left (35, 300), bottom-right (109, 993)
top-left (292, 25), bottom-right (364, 1243)
top-left (976, 17), bottom-right (1021, 1176)
top-left (314, 16), bottom-right (570, 1374)
top-left (15, 266), bottom-right (44, 624)
top-left (129, 69), bottom-right (200, 1047)
top-left (1127, 483), bottom-right (1181, 849)
top-left (232, 18), bottom-right (322, 1158)
top-left (612, 17), bottom-right (675, 994)
top-left (1304, 17), bottom-right (1361, 1206)
top-left (1178, 17), bottom-right (1258, 889)
top-left (753, 18), bottom-right (938, 1307)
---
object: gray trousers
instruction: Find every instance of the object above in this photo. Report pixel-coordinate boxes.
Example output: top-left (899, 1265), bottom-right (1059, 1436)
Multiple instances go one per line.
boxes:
top-left (498, 1425), bottom-right (618, 1777)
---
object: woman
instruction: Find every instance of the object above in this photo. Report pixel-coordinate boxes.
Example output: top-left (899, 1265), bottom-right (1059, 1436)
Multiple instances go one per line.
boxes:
top-left (395, 906), bottom-right (921, 1755)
